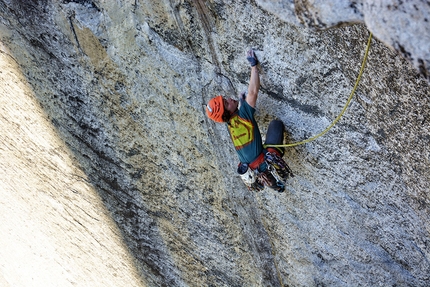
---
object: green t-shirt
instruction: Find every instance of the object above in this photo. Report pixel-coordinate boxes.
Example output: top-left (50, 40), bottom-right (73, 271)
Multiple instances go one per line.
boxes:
top-left (227, 100), bottom-right (263, 164)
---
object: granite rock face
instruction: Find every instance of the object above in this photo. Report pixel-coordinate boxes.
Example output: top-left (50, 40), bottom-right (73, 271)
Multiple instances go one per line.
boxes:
top-left (0, 0), bottom-right (429, 286)
top-left (257, 0), bottom-right (430, 80)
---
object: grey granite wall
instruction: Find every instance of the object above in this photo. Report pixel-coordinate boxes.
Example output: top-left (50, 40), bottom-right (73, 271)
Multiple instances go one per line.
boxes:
top-left (0, 1), bottom-right (429, 286)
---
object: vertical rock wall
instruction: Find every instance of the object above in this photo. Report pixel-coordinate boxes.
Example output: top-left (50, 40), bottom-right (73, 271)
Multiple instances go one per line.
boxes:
top-left (0, 21), bottom-right (144, 287)
top-left (0, 0), bottom-right (429, 286)
top-left (257, 0), bottom-right (430, 80)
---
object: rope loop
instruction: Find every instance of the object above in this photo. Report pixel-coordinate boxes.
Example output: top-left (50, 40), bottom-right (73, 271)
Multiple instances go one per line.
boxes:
top-left (264, 32), bottom-right (373, 148)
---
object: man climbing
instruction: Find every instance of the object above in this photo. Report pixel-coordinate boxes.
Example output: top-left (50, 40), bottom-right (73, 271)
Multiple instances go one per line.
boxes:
top-left (206, 50), bottom-right (293, 192)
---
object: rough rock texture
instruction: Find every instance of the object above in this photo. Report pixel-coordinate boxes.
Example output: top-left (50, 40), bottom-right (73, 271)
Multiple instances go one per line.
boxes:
top-left (0, 0), bottom-right (429, 286)
top-left (257, 0), bottom-right (430, 80)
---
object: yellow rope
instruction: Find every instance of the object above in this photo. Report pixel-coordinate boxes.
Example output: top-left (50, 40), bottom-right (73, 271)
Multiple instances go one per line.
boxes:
top-left (264, 32), bottom-right (373, 148)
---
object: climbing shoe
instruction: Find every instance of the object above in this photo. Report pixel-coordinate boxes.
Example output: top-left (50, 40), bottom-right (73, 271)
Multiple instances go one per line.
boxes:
top-left (276, 181), bottom-right (285, 193)
top-left (247, 49), bottom-right (259, 67)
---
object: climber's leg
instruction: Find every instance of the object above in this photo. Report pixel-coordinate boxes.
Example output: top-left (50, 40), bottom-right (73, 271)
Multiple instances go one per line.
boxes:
top-left (264, 120), bottom-right (285, 156)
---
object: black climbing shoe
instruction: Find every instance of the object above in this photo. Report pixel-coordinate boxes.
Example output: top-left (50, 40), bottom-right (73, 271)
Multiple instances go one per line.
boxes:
top-left (276, 181), bottom-right (285, 193)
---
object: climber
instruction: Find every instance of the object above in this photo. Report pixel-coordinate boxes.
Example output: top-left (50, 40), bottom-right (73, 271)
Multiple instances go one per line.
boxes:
top-left (206, 50), bottom-right (293, 192)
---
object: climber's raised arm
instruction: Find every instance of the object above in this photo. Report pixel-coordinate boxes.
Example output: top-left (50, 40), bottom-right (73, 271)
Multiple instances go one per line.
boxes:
top-left (245, 50), bottom-right (260, 108)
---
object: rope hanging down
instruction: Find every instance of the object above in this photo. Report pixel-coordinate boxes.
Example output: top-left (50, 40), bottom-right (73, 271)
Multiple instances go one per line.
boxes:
top-left (264, 32), bottom-right (373, 148)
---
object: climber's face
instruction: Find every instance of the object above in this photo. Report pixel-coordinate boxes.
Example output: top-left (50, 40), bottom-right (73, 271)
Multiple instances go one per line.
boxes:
top-left (223, 97), bottom-right (238, 114)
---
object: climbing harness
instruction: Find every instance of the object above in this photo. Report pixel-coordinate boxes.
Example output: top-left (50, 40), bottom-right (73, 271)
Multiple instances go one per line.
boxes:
top-left (264, 32), bottom-right (373, 148)
top-left (237, 150), bottom-right (294, 192)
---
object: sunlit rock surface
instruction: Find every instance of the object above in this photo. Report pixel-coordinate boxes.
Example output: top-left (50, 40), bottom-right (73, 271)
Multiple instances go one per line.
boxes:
top-left (257, 0), bottom-right (430, 80)
top-left (0, 1), bottom-right (429, 286)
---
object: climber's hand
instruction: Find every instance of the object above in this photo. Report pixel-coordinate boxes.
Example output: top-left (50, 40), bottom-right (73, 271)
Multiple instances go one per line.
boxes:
top-left (247, 49), bottom-right (259, 67)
